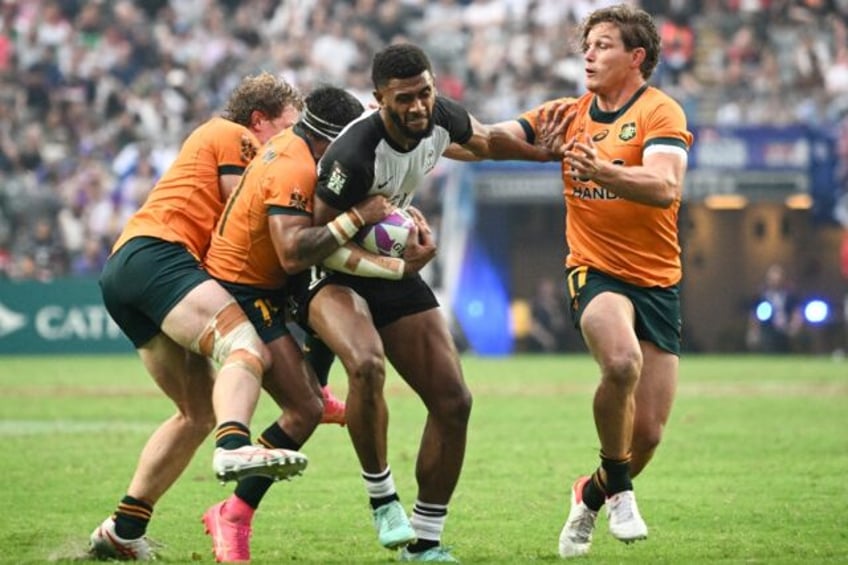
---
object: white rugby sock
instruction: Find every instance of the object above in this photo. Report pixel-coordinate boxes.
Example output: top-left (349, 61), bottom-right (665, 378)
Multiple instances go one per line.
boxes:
top-left (411, 500), bottom-right (448, 542)
top-left (362, 466), bottom-right (397, 499)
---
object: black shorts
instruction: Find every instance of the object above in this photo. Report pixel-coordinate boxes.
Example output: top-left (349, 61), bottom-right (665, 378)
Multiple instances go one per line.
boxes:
top-left (297, 271), bottom-right (439, 330)
top-left (217, 280), bottom-right (291, 344)
top-left (566, 266), bottom-right (682, 355)
top-left (99, 236), bottom-right (211, 348)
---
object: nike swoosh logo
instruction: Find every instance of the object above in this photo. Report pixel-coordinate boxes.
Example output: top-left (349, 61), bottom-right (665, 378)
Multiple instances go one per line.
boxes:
top-left (377, 177), bottom-right (392, 189)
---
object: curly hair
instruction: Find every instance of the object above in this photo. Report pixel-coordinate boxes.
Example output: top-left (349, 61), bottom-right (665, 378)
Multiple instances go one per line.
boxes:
top-left (223, 71), bottom-right (303, 126)
top-left (371, 43), bottom-right (433, 89)
top-left (580, 5), bottom-right (661, 80)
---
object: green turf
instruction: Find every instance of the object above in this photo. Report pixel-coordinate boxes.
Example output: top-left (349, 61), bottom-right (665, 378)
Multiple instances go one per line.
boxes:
top-left (0, 354), bottom-right (846, 563)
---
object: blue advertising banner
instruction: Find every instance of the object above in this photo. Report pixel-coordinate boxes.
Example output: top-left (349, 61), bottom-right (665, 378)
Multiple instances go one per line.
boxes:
top-left (690, 125), bottom-right (840, 222)
top-left (690, 125), bottom-right (816, 171)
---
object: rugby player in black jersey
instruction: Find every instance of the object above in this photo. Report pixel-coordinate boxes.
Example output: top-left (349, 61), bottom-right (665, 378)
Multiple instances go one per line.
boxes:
top-left (298, 43), bottom-right (566, 563)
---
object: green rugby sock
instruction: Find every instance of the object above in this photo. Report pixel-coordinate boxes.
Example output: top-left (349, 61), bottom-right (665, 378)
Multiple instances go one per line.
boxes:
top-left (113, 495), bottom-right (152, 539)
top-left (214, 421), bottom-right (251, 450)
top-left (234, 422), bottom-right (301, 509)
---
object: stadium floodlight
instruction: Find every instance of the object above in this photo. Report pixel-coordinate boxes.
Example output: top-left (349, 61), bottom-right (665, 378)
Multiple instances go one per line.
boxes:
top-left (803, 299), bottom-right (829, 325)
top-left (755, 300), bottom-right (773, 322)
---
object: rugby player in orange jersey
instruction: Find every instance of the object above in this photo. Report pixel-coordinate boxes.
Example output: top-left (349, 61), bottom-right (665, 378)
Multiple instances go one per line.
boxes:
top-left (199, 85), bottom-right (435, 562)
top-left (89, 72), bottom-right (303, 561)
top-left (496, 4), bottom-right (693, 558)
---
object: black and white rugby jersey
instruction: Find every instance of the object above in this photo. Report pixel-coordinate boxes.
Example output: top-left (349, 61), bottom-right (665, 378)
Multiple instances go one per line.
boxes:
top-left (315, 96), bottom-right (473, 211)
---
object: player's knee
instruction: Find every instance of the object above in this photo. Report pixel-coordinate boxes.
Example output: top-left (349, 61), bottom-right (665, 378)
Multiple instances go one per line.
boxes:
top-left (194, 300), bottom-right (270, 379)
top-left (181, 360), bottom-right (216, 437)
top-left (432, 380), bottom-right (473, 428)
top-left (344, 348), bottom-right (385, 385)
top-left (187, 398), bottom-right (216, 437)
top-left (449, 386), bottom-right (473, 425)
top-left (284, 392), bottom-right (323, 433)
top-left (221, 347), bottom-right (270, 382)
top-left (172, 406), bottom-right (215, 446)
top-left (600, 350), bottom-right (642, 388)
top-left (184, 412), bottom-right (216, 442)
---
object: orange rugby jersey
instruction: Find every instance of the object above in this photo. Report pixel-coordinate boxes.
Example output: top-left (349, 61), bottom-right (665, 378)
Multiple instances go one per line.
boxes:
top-left (520, 86), bottom-right (693, 287)
top-left (204, 128), bottom-right (316, 289)
top-left (112, 117), bottom-right (259, 260)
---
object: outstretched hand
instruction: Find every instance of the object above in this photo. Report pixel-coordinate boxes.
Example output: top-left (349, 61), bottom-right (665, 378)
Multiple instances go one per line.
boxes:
top-left (535, 102), bottom-right (576, 159)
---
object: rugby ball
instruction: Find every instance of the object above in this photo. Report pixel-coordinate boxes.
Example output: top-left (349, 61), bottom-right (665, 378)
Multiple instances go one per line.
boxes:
top-left (353, 208), bottom-right (415, 257)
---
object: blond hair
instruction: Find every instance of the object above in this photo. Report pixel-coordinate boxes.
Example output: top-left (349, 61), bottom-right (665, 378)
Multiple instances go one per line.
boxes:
top-left (223, 72), bottom-right (303, 126)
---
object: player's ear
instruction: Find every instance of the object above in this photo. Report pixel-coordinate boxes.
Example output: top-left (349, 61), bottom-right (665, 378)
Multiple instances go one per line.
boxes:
top-left (313, 138), bottom-right (332, 161)
top-left (249, 109), bottom-right (266, 129)
top-left (631, 47), bottom-right (646, 71)
top-left (373, 89), bottom-right (383, 107)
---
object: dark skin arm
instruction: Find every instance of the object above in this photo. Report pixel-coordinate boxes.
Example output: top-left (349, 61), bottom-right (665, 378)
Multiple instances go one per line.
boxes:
top-left (314, 198), bottom-right (436, 277)
top-left (270, 194), bottom-right (393, 274)
top-left (444, 103), bottom-right (574, 162)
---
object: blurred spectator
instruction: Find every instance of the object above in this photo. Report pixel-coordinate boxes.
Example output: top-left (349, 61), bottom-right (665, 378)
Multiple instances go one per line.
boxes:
top-left (373, 0), bottom-right (414, 43)
top-left (14, 216), bottom-right (67, 281)
top-left (724, 23), bottom-right (762, 90)
top-left (8, 253), bottom-right (40, 281)
top-left (70, 235), bottom-right (107, 277)
top-left (658, 8), bottom-right (695, 86)
top-left (56, 194), bottom-right (86, 258)
top-left (510, 297), bottom-right (532, 352)
top-left (0, 0), bottom-right (847, 282)
top-left (839, 198), bottom-right (848, 355)
top-left (17, 123), bottom-right (45, 172)
top-left (526, 277), bottom-right (570, 353)
top-left (0, 235), bottom-right (11, 279)
top-left (824, 46), bottom-right (848, 108)
top-left (746, 264), bottom-right (804, 353)
top-left (86, 168), bottom-right (129, 247)
top-left (793, 28), bottom-right (827, 93)
top-left (842, 226), bottom-right (848, 283)
top-left (419, 0), bottom-right (466, 65)
top-left (112, 147), bottom-right (159, 212)
top-left (310, 20), bottom-right (361, 83)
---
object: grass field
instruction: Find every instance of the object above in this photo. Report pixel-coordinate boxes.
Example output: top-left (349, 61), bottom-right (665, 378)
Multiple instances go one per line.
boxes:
top-left (0, 354), bottom-right (846, 564)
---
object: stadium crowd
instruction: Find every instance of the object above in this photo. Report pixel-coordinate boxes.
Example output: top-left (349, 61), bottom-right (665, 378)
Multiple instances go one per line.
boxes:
top-left (0, 0), bottom-right (846, 281)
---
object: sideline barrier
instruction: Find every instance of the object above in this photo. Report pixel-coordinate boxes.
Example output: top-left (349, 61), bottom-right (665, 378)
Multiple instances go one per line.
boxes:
top-left (0, 278), bottom-right (132, 354)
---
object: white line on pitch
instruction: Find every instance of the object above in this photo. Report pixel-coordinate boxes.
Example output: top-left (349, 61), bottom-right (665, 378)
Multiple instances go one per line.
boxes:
top-left (0, 420), bottom-right (155, 435)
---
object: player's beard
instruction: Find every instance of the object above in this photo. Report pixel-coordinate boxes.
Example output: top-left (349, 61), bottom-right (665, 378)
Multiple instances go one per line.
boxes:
top-left (388, 107), bottom-right (434, 141)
